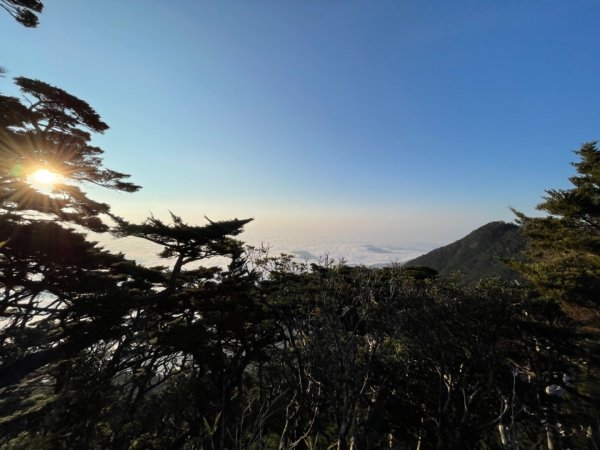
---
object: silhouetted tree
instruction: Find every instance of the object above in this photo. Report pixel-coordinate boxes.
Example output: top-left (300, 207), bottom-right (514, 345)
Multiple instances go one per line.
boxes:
top-left (1, 0), bottom-right (43, 27)
top-left (1, 76), bottom-right (143, 385)
top-left (0, 74), bottom-right (256, 448)
top-left (514, 142), bottom-right (600, 321)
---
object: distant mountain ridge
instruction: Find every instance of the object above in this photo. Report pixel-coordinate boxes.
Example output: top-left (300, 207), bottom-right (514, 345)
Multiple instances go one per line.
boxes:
top-left (403, 221), bottom-right (525, 283)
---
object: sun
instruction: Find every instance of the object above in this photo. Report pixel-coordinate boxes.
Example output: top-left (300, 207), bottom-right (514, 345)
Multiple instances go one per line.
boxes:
top-left (31, 168), bottom-right (58, 185)
top-left (27, 168), bottom-right (61, 192)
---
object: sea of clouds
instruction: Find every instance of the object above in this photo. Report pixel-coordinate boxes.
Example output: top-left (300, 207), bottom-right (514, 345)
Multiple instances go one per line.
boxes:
top-left (97, 233), bottom-right (433, 269)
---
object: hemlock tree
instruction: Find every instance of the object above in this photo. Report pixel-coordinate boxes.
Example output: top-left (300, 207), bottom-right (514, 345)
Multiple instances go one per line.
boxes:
top-left (513, 141), bottom-right (600, 326)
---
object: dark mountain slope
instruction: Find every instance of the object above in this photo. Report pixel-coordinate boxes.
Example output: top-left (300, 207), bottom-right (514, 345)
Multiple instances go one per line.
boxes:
top-left (404, 221), bottom-right (525, 283)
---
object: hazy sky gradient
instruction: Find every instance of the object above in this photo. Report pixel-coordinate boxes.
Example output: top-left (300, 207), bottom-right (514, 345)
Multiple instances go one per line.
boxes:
top-left (3, 1), bottom-right (600, 255)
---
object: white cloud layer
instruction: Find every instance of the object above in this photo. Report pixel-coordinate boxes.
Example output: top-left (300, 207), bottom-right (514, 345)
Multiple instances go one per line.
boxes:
top-left (98, 233), bottom-right (432, 269)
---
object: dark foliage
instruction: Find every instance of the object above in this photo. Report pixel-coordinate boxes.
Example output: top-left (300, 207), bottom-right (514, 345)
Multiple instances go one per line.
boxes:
top-left (0, 0), bottom-right (43, 27)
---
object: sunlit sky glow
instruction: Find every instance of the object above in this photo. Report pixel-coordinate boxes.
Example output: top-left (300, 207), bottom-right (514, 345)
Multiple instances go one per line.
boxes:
top-left (3, 1), bottom-right (600, 262)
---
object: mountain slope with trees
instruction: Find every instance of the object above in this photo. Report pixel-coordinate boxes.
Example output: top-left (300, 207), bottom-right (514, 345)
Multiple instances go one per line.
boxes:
top-left (404, 221), bottom-right (526, 283)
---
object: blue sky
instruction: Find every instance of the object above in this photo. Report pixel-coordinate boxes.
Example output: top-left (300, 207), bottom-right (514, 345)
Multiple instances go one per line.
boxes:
top-left (2, 1), bottom-right (600, 250)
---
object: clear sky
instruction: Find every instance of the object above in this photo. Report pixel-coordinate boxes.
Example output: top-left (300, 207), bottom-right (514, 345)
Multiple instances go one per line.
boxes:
top-left (2, 1), bottom-right (600, 259)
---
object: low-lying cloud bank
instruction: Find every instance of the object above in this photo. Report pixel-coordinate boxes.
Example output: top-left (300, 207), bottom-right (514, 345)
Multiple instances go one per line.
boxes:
top-left (98, 234), bottom-right (433, 268)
